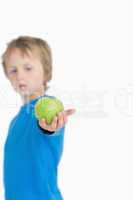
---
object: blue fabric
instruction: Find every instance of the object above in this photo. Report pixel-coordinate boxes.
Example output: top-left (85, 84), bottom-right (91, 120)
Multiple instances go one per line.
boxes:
top-left (4, 95), bottom-right (65, 200)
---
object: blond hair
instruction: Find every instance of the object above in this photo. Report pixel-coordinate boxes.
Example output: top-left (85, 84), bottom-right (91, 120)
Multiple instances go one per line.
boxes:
top-left (1, 36), bottom-right (53, 91)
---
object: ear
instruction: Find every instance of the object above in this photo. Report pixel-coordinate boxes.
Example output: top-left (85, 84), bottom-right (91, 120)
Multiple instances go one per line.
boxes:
top-left (43, 80), bottom-right (47, 88)
top-left (43, 75), bottom-right (49, 85)
top-left (43, 79), bottom-right (46, 85)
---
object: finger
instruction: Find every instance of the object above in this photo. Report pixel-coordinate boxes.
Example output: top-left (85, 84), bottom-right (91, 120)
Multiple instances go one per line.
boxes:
top-left (57, 112), bottom-right (64, 128)
top-left (39, 119), bottom-right (50, 130)
top-left (39, 118), bottom-right (47, 127)
top-left (65, 109), bottom-right (76, 116)
top-left (51, 116), bottom-right (58, 131)
top-left (62, 111), bottom-right (68, 124)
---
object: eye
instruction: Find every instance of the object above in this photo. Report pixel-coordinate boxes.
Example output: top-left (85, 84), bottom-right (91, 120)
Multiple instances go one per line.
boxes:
top-left (26, 67), bottom-right (32, 71)
top-left (24, 64), bottom-right (33, 71)
top-left (8, 68), bottom-right (17, 75)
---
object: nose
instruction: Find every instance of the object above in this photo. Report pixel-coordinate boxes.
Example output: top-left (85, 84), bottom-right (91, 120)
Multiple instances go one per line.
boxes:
top-left (16, 69), bottom-right (26, 82)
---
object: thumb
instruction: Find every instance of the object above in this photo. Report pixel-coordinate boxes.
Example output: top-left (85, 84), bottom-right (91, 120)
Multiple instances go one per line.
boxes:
top-left (65, 109), bottom-right (76, 116)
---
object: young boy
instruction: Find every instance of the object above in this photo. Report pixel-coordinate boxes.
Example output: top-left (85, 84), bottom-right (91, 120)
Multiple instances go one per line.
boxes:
top-left (1, 36), bottom-right (75, 200)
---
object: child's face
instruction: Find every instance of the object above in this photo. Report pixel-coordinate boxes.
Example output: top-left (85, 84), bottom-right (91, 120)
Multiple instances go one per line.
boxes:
top-left (5, 48), bottom-right (46, 102)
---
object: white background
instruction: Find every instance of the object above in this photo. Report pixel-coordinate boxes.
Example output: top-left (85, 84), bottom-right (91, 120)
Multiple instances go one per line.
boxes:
top-left (0, 0), bottom-right (133, 199)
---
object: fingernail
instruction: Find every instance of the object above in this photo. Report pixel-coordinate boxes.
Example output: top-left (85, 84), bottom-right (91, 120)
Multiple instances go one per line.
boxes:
top-left (55, 116), bottom-right (57, 120)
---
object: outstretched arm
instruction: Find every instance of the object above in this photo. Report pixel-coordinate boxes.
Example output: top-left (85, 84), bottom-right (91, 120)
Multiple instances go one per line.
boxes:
top-left (38, 109), bottom-right (76, 132)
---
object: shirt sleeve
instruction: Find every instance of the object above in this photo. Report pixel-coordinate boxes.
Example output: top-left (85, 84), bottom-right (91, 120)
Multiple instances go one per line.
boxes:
top-left (37, 121), bottom-right (55, 135)
top-left (37, 120), bottom-right (65, 137)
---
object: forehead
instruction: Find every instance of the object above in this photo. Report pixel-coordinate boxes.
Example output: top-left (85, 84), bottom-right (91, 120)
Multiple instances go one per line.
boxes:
top-left (5, 48), bottom-right (40, 66)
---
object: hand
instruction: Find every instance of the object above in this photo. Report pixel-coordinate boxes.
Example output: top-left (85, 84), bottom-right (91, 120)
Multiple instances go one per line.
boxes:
top-left (38, 109), bottom-right (76, 132)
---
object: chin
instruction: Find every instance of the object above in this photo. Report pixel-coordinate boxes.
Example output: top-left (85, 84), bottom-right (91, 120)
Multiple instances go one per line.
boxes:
top-left (18, 90), bottom-right (31, 98)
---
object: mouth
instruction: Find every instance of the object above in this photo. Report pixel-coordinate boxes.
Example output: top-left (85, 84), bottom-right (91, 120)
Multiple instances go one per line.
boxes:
top-left (18, 84), bottom-right (27, 90)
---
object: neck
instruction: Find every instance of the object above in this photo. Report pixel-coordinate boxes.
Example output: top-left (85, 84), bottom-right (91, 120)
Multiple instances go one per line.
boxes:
top-left (21, 89), bottom-right (46, 105)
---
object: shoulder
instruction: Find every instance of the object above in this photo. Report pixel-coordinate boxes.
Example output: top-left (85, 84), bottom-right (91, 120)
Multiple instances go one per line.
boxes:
top-left (43, 94), bottom-right (56, 99)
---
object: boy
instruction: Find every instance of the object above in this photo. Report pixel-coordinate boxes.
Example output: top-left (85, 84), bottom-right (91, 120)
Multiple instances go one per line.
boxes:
top-left (1, 36), bottom-right (75, 200)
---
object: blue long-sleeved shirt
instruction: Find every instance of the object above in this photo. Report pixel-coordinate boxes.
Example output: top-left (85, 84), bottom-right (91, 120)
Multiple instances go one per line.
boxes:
top-left (3, 95), bottom-right (65, 200)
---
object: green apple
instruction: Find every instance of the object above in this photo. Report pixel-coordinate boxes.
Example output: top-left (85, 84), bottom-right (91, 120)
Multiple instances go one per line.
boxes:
top-left (34, 97), bottom-right (64, 125)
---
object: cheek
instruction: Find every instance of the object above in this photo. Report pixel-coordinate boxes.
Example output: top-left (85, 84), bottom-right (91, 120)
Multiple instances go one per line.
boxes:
top-left (35, 72), bottom-right (45, 83)
top-left (29, 73), bottom-right (44, 87)
top-left (8, 77), bottom-right (17, 88)
top-left (10, 82), bottom-right (18, 91)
